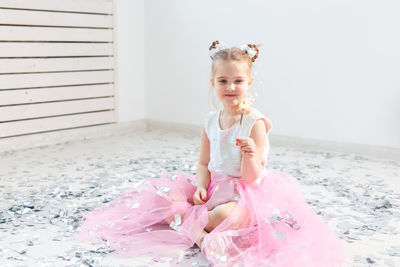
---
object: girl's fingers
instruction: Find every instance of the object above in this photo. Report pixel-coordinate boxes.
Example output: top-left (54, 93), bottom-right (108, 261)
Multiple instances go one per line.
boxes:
top-left (242, 148), bottom-right (254, 154)
top-left (195, 198), bottom-right (204, 205)
top-left (240, 146), bottom-right (252, 152)
top-left (235, 138), bottom-right (246, 146)
top-left (193, 192), bottom-right (205, 205)
top-left (200, 191), bottom-right (207, 202)
top-left (194, 197), bottom-right (201, 205)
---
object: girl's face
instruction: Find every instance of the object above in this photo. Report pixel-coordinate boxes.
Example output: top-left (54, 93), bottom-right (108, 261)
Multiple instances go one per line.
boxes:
top-left (210, 60), bottom-right (254, 110)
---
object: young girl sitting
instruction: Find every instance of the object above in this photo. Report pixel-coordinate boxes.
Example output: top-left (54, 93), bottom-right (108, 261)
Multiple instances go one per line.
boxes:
top-left (79, 40), bottom-right (346, 267)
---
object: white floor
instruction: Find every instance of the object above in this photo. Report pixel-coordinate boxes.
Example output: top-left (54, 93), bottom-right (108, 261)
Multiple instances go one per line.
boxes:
top-left (0, 127), bottom-right (399, 267)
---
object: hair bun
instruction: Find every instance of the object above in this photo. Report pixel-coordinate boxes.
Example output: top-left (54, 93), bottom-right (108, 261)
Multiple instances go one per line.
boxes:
top-left (208, 40), bottom-right (228, 60)
top-left (209, 40), bottom-right (220, 51)
top-left (243, 44), bottom-right (259, 62)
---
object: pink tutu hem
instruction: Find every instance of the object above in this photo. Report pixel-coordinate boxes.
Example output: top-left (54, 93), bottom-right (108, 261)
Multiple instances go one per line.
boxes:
top-left (79, 168), bottom-right (346, 266)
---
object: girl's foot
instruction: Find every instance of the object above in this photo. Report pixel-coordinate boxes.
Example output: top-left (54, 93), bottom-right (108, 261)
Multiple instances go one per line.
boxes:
top-left (195, 229), bottom-right (208, 248)
top-left (195, 234), bottom-right (206, 248)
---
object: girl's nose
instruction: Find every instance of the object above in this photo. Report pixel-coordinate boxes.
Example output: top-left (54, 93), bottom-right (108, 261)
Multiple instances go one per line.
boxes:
top-left (227, 83), bottom-right (235, 90)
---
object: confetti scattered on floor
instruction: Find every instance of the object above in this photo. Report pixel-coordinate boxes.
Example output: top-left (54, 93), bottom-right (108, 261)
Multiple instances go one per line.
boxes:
top-left (0, 128), bottom-right (399, 266)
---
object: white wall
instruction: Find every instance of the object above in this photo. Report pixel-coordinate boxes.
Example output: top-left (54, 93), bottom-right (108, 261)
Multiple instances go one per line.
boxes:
top-left (120, 0), bottom-right (400, 148)
top-left (114, 0), bottom-right (146, 121)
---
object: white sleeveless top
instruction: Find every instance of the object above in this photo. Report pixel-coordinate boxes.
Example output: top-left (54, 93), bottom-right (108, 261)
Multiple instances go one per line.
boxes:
top-left (203, 108), bottom-right (273, 178)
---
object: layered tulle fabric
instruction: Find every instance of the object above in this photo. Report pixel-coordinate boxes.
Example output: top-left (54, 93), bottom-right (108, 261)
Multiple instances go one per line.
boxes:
top-left (79, 168), bottom-right (346, 266)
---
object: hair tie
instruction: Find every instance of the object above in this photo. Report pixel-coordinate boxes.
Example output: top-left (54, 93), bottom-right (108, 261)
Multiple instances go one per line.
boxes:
top-left (239, 44), bottom-right (258, 62)
top-left (208, 40), bottom-right (228, 59)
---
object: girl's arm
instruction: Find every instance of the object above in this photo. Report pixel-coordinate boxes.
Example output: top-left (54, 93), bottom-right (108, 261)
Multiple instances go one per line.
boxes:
top-left (196, 125), bottom-right (211, 189)
top-left (240, 119), bottom-right (268, 183)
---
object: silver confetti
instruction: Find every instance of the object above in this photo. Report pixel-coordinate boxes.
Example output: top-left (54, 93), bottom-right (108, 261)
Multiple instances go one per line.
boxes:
top-left (126, 202), bottom-right (140, 209)
top-left (154, 185), bottom-right (171, 197)
top-left (167, 173), bottom-right (178, 180)
top-left (276, 231), bottom-right (286, 240)
top-left (0, 126), bottom-right (399, 267)
top-left (187, 178), bottom-right (197, 186)
top-left (169, 214), bottom-right (182, 231)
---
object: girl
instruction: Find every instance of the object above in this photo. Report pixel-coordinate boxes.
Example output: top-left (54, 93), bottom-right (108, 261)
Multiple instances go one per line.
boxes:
top-left (79, 41), bottom-right (346, 267)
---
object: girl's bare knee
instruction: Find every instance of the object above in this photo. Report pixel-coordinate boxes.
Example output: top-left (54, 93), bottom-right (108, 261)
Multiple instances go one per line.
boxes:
top-left (217, 201), bottom-right (237, 218)
top-left (205, 201), bottom-right (237, 232)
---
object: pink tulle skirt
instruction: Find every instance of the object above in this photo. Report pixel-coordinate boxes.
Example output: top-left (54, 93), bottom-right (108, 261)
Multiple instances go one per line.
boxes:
top-left (78, 168), bottom-right (346, 267)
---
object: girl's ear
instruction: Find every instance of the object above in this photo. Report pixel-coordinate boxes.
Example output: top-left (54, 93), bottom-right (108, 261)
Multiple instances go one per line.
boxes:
top-left (210, 78), bottom-right (215, 87)
top-left (248, 76), bottom-right (254, 86)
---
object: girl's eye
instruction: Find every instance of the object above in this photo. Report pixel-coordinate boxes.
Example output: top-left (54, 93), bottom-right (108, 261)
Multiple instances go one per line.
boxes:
top-left (235, 80), bottom-right (243, 83)
top-left (219, 80), bottom-right (227, 83)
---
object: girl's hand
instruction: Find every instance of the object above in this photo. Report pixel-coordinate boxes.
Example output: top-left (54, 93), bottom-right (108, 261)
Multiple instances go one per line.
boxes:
top-left (193, 187), bottom-right (207, 205)
top-left (236, 137), bottom-right (256, 158)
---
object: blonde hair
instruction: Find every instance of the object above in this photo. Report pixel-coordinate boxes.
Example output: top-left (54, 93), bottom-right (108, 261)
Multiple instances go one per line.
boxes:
top-left (209, 40), bottom-right (259, 79)
top-left (208, 40), bottom-right (260, 110)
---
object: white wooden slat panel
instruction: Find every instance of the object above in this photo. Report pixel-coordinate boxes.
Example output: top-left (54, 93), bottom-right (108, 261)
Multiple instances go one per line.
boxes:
top-left (0, 111), bottom-right (115, 138)
top-left (0, 71), bottom-right (113, 90)
top-left (0, 0), bottom-right (113, 14)
top-left (0, 1), bottom-right (116, 138)
top-left (0, 58), bottom-right (113, 73)
top-left (0, 9), bottom-right (112, 28)
top-left (0, 98), bottom-right (114, 121)
top-left (0, 26), bottom-right (112, 42)
top-left (0, 43), bottom-right (113, 57)
top-left (0, 85), bottom-right (114, 105)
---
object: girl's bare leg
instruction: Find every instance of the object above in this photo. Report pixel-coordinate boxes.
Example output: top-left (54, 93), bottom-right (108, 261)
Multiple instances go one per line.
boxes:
top-left (205, 201), bottom-right (238, 232)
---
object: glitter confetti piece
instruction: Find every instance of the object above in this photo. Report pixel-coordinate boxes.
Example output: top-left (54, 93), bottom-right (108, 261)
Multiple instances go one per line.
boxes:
top-left (169, 214), bottom-right (182, 231)
top-left (264, 218), bottom-right (271, 224)
top-left (210, 251), bottom-right (227, 262)
top-left (153, 185), bottom-right (171, 197)
top-left (126, 202), bottom-right (140, 209)
top-left (168, 173), bottom-right (178, 180)
top-left (233, 193), bottom-right (241, 202)
top-left (132, 179), bottom-right (146, 188)
top-left (271, 214), bottom-right (281, 222)
top-left (272, 208), bottom-right (280, 215)
top-left (187, 178), bottom-right (197, 186)
top-left (276, 231), bottom-right (286, 240)
top-left (287, 220), bottom-right (300, 231)
top-left (282, 211), bottom-right (301, 231)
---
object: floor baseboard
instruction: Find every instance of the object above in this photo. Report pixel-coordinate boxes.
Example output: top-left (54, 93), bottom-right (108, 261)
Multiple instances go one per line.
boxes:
top-left (0, 120), bottom-right (146, 153)
top-left (1, 119), bottom-right (398, 161)
top-left (269, 135), bottom-right (399, 161)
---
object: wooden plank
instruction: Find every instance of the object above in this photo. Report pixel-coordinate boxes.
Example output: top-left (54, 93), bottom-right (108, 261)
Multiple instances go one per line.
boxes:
top-left (0, 43), bottom-right (113, 57)
top-left (0, 111), bottom-right (115, 138)
top-left (0, 98), bottom-right (114, 121)
top-left (0, 85), bottom-right (114, 105)
top-left (0, 0), bottom-right (113, 14)
top-left (0, 26), bottom-right (112, 42)
top-left (0, 70), bottom-right (113, 90)
top-left (0, 9), bottom-right (112, 28)
top-left (0, 57), bottom-right (113, 73)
